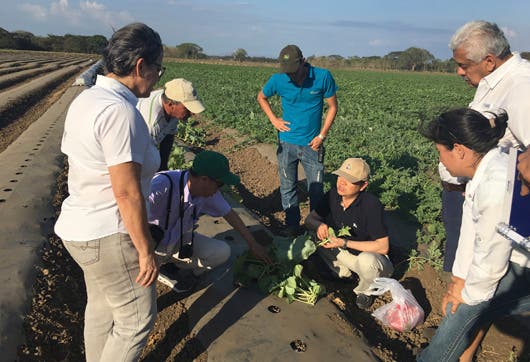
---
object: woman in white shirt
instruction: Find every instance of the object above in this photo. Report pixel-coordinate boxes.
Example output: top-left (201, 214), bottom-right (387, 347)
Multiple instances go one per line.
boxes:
top-left (55, 23), bottom-right (164, 362)
top-left (417, 108), bottom-right (530, 362)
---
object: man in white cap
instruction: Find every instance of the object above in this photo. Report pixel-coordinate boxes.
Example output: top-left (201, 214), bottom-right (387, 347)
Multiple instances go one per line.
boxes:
top-left (137, 78), bottom-right (205, 170)
top-left (304, 157), bottom-right (393, 309)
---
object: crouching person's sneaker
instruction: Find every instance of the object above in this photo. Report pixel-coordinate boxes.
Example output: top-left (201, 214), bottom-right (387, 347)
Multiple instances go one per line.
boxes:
top-left (158, 263), bottom-right (198, 293)
top-left (355, 293), bottom-right (374, 309)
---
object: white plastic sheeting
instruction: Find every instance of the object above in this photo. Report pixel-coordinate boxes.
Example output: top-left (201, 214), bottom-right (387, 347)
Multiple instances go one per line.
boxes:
top-left (73, 59), bottom-right (104, 86)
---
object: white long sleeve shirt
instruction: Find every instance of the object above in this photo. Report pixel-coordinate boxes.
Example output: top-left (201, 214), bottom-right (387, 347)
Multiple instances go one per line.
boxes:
top-left (452, 148), bottom-right (530, 305)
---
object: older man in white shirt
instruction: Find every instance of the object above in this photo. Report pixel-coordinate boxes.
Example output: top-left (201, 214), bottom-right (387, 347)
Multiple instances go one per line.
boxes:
top-left (440, 20), bottom-right (530, 273)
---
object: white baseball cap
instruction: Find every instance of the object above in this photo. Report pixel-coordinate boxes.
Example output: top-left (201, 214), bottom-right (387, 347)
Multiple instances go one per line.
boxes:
top-left (164, 78), bottom-right (205, 114)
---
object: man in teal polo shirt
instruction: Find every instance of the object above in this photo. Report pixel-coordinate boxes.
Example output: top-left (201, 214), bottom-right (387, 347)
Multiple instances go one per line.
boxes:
top-left (257, 44), bottom-right (338, 235)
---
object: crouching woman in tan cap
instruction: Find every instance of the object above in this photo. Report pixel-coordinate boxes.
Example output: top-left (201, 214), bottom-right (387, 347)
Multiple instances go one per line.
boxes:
top-left (304, 158), bottom-right (393, 309)
top-left (137, 78), bottom-right (206, 171)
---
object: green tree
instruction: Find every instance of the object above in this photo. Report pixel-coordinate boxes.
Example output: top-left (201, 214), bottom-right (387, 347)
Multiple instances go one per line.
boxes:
top-left (12, 30), bottom-right (35, 50)
top-left (233, 48), bottom-right (247, 62)
top-left (86, 35), bottom-right (107, 53)
top-left (399, 47), bottom-right (435, 71)
top-left (63, 34), bottom-right (86, 53)
top-left (174, 43), bottom-right (205, 59)
top-left (0, 27), bottom-right (15, 49)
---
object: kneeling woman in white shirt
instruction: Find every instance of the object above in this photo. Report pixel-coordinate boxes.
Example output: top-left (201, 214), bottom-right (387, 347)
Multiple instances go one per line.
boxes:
top-left (417, 108), bottom-right (530, 362)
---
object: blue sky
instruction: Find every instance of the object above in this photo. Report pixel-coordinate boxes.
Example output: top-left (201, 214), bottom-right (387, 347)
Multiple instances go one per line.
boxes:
top-left (2, 0), bottom-right (529, 60)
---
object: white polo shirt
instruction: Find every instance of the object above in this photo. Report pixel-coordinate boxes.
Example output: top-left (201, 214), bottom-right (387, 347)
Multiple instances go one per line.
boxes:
top-left (452, 147), bottom-right (529, 305)
top-left (137, 89), bottom-right (180, 145)
top-left (55, 75), bottom-right (160, 241)
top-left (439, 52), bottom-right (530, 183)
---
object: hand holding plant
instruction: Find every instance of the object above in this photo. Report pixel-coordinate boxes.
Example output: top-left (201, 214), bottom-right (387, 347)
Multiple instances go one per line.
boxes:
top-left (316, 223), bottom-right (329, 241)
top-left (321, 236), bottom-right (346, 249)
top-left (317, 226), bottom-right (351, 247)
top-left (248, 240), bottom-right (272, 265)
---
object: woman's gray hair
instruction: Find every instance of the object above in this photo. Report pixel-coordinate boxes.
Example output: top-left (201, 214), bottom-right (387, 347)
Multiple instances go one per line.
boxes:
top-left (103, 22), bottom-right (163, 77)
top-left (449, 20), bottom-right (511, 62)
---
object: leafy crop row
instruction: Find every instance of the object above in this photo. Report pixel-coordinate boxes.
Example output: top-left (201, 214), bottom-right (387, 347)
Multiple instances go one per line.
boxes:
top-left (160, 62), bottom-right (474, 267)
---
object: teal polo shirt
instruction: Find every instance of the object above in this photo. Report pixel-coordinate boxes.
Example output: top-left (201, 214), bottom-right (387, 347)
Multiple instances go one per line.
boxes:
top-left (262, 64), bottom-right (338, 146)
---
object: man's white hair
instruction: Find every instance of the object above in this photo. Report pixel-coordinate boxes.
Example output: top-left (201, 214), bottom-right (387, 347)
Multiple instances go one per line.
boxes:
top-left (449, 20), bottom-right (510, 62)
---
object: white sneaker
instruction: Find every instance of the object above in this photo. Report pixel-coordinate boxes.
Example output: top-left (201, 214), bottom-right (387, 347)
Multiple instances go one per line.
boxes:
top-left (157, 263), bottom-right (197, 293)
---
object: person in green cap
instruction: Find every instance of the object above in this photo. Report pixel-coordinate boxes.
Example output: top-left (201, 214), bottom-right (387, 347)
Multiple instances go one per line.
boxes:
top-left (147, 150), bottom-right (271, 292)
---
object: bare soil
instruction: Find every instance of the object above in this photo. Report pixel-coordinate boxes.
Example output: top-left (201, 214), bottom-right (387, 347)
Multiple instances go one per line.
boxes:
top-left (13, 85), bottom-right (529, 361)
top-left (0, 74), bottom-right (78, 153)
top-left (196, 120), bottom-right (529, 362)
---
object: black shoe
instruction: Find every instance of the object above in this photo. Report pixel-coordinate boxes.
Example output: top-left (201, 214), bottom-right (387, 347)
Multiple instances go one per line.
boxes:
top-left (159, 262), bottom-right (180, 276)
top-left (355, 293), bottom-right (374, 309)
top-left (158, 264), bottom-right (198, 293)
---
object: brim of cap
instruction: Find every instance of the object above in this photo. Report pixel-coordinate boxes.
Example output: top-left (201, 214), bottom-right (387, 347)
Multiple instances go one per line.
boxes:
top-left (182, 100), bottom-right (205, 114)
top-left (279, 62), bottom-right (300, 73)
top-left (219, 172), bottom-right (240, 185)
top-left (332, 170), bottom-right (365, 184)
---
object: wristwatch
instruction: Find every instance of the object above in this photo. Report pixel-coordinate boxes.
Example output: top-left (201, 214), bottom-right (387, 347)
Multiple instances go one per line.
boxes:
top-left (342, 239), bottom-right (347, 248)
top-left (317, 134), bottom-right (325, 140)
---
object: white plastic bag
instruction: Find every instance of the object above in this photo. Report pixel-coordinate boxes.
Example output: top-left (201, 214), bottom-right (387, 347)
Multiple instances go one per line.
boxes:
top-left (366, 277), bottom-right (424, 332)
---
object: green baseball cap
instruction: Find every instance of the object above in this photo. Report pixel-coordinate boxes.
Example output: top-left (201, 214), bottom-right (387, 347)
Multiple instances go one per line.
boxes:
top-left (279, 44), bottom-right (303, 73)
top-left (191, 151), bottom-right (240, 185)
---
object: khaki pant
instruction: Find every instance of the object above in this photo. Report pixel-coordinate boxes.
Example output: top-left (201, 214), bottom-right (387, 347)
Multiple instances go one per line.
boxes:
top-left (169, 233), bottom-right (231, 276)
top-left (318, 247), bottom-right (394, 294)
top-left (63, 233), bottom-right (156, 362)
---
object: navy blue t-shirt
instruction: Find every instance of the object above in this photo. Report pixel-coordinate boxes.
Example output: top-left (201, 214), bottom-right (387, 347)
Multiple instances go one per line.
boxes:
top-left (315, 188), bottom-right (388, 241)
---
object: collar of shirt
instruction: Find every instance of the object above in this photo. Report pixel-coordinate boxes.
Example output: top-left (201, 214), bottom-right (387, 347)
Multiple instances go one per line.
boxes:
top-left (481, 52), bottom-right (522, 90)
top-left (95, 74), bottom-right (139, 106)
top-left (285, 63), bottom-right (315, 85)
top-left (465, 147), bottom-right (502, 198)
top-left (337, 190), bottom-right (364, 211)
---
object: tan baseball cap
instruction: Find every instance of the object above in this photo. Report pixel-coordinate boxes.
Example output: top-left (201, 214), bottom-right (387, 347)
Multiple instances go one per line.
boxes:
top-left (332, 158), bottom-right (370, 184)
top-left (164, 78), bottom-right (205, 114)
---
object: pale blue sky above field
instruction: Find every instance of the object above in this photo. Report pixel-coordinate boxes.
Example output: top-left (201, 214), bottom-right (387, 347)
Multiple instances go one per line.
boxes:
top-left (2, 0), bottom-right (529, 59)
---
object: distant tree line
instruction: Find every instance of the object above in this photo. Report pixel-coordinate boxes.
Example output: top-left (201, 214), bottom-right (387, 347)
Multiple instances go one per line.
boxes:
top-left (3, 28), bottom-right (529, 72)
top-left (308, 47), bottom-right (456, 72)
top-left (0, 27), bottom-right (107, 53)
top-left (166, 43), bottom-right (457, 72)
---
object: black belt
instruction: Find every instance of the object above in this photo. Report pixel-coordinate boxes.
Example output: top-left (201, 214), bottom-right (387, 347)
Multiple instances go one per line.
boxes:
top-left (441, 181), bottom-right (466, 193)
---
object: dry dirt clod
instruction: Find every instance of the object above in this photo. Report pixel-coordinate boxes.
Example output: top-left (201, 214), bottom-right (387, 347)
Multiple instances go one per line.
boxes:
top-left (290, 339), bottom-right (307, 352)
top-left (267, 305), bottom-right (281, 313)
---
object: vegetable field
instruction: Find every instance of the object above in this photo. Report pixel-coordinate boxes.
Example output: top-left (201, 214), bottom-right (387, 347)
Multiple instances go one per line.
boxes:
top-left (161, 61), bottom-right (474, 262)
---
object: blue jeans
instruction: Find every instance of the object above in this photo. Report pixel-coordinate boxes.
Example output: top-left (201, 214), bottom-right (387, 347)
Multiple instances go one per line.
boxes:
top-left (277, 141), bottom-right (324, 228)
top-left (441, 189), bottom-right (464, 272)
top-left (417, 262), bottom-right (530, 362)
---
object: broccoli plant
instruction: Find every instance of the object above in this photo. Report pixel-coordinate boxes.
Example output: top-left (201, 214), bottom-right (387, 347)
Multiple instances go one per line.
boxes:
top-left (233, 233), bottom-right (326, 306)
